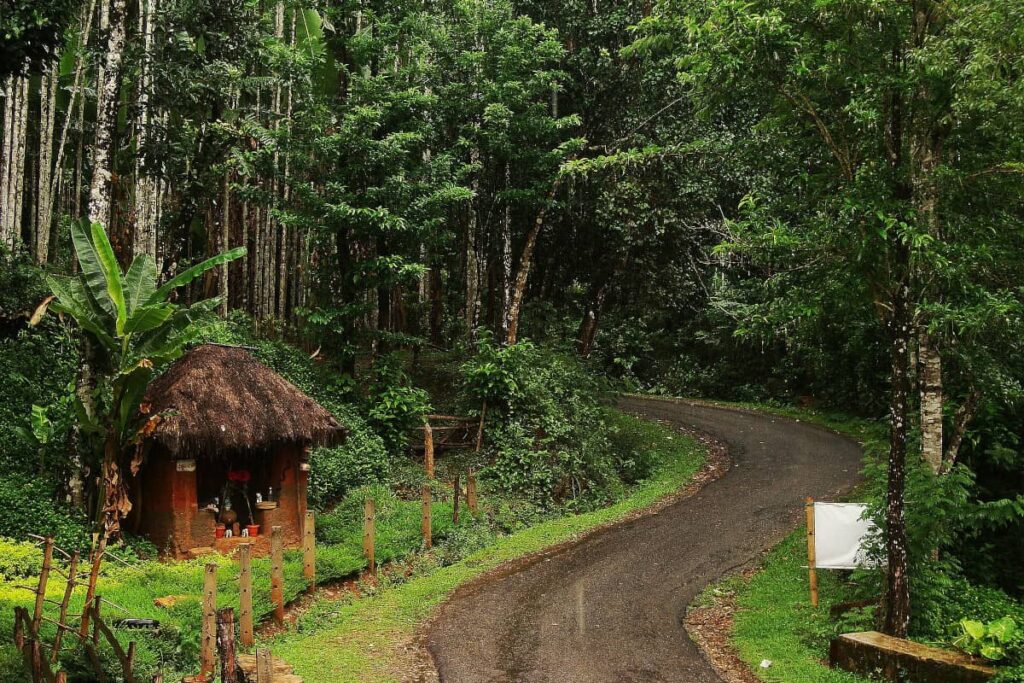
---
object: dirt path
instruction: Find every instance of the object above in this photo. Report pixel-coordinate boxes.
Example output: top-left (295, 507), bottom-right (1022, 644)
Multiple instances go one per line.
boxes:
top-left (426, 397), bottom-right (863, 683)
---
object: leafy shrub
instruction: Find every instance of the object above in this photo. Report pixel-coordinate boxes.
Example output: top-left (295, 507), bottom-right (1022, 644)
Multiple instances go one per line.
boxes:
top-left (0, 538), bottom-right (43, 580)
top-left (0, 477), bottom-right (89, 550)
top-left (461, 336), bottom-right (619, 508)
top-left (366, 354), bottom-right (432, 453)
top-left (308, 405), bottom-right (390, 510)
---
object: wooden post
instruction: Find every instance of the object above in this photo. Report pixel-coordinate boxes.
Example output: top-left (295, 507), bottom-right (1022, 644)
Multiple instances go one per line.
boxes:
top-left (32, 537), bottom-right (54, 635)
top-left (303, 511), bottom-right (316, 590)
top-left (363, 498), bottom-right (376, 576)
top-left (91, 595), bottom-right (101, 647)
top-left (126, 641), bottom-right (136, 679)
top-left (806, 497), bottom-right (819, 608)
top-left (51, 551), bottom-right (79, 663)
top-left (79, 534), bottom-right (106, 637)
top-left (421, 484), bottom-right (432, 549)
top-left (152, 675), bottom-right (163, 683)
top-left (56, 672), bottom-right (67, 683)
top-left (475, 401), bottom-right (487, 452)
top-left (239, 544), bottom-right (254, 648)
top-left (256, 648), bottom-right (273, 682)
top-left (467, 469), bottom-right (478, 513)
top-left (200, 563), bottom-right (218, 675)
top-left (217, 607), bottom-right (237, 683)
top-left (423, 422), bottom-right (435, 478)
top-left (270, 526), bottom-right (284, 626)
top-left (452, 472), bottom-right (460, 526)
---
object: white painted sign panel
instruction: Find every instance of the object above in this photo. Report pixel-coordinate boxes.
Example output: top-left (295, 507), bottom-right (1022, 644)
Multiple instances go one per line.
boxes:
top-left (814, 502), bottom-right (876, 569)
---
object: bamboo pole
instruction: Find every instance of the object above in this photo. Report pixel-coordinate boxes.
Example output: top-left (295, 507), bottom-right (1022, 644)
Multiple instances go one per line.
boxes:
top-left (50, 551), bottom-right (79, 664)
top-left (806, 497), bottom-right (818, 608)
top-left (200, 563), bottom-right (217, 675)
top-left (239, 544), bottom-right (254, 648)
top-left (303, 511), bottom-right (316, 590)
top-left (32, 538), bottom-right (54, 635)
top-left (363, 498), bottom-right (376, 576)
top-left (79, 534), bottom-right (106, 637)
top-left (422, 485), bottom-right (432, 549)
top-left (270, 526), bottom-right (284, 626)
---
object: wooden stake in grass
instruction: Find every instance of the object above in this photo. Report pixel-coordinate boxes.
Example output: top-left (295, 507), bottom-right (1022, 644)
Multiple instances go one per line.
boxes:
top-left (806, 497), bottom-right (819, 608)
top-left (256, 648), bottom-right (273, 682)
top-left (270, 526), bottom-right (285, 626)
top-left (239, 543), bottom-right (254, 648)
top-left (51, 550), bottom-right (79, 664)
top-left (363, 498), bottom-right (376, 576)
top-left (453, 472), bottom-right (461, 526)
top-left (217, 607), bottom-right (237, 683)
top-left (467, 469), bottom-right (478, 513)
top-left (422, 484), bottom-right (432, 549)
top-left (201, 563), bottom-right (218, 675)
top-left (303, 511), bottom-right (316, 590)
top-left (32, 537), bottom-right (54, 635)
top-left (79, 533), bottom-right (106, 638)
top-left (423, 422), bottom-right (435, 478)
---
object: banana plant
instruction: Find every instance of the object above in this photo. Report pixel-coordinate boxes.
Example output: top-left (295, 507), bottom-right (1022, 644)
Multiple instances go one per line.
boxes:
top-left (33, 219), bottom-right (245, 534)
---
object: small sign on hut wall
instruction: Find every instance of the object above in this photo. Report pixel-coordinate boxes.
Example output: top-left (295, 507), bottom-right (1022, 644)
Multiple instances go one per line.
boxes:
top-left (176, 459), bottom-right (196, 472)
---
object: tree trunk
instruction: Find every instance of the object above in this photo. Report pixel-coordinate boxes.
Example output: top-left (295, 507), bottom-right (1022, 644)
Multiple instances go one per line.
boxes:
top-left (1, 75), bottom-right (15, 248)
top-left (943, 388), bottom-right (981, 473)
top-left (133, 0), bottom-right (158, 259)
top-left (883, 281), bottom-right (912, 638)
top-left (35, 65), bottom-right (58, 263)
top-left (10, 76), bottom-right (30, 249)
top-left (218, 171), bottom-right (230, 315)
top-left (506, 174), bottom-right (564, 345)
top-left (88, 0), bottom-right (128, 229)
top-left (500, 161), bottom-right (513, 338)
top-left (918, 329), bottom-right (943, 474)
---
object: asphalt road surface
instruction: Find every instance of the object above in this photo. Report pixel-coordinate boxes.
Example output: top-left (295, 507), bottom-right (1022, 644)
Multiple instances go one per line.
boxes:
top-left (426, 397), bottom-right (863, 683)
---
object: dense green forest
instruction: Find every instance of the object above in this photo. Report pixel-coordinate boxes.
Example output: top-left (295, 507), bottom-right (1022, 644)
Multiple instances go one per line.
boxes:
top-left (1, 0), bottom-right (1023, 680)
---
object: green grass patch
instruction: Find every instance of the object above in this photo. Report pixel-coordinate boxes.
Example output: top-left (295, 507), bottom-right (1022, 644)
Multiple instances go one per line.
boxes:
top-left (268, 410), bottom-right (707, 682)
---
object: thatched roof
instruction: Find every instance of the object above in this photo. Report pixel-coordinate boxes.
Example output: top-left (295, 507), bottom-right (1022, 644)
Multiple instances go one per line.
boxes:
top-left (142, 344), bottom-right (347, 457)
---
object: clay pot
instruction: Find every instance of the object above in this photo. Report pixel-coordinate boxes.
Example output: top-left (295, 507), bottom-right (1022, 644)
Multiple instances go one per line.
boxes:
top-left (215, 525), bottom-right (226, 539)
top-left (246, 524), bottom-right (260, 537)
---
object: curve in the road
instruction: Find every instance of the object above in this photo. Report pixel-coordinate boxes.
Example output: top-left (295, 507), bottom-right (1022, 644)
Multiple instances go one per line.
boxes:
top-left (426, 397), bottom-right (863, 683)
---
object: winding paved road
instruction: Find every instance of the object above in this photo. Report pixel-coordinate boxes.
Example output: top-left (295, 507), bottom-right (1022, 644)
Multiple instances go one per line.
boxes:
top-left (426, 397), bottom-right (863, 683)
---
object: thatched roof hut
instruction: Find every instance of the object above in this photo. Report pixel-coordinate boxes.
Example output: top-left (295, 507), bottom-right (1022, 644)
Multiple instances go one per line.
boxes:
top-left (142, 343), bottom-right (347, 457)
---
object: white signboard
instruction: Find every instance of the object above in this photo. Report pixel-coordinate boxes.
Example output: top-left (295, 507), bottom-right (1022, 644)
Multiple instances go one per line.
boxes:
top-left (813, 502), bottom-right (876, 569)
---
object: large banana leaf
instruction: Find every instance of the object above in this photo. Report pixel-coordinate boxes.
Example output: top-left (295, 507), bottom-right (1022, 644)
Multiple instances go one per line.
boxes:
top-left (133, 298), bottom-right (220, 364)
top-left (70, 219), bottom-right (116, 319)
top-left (124, 254), bottom-right (158, 314)
top-left (90, 221), bottom-right (127, 335)
top-left (146, 247), bottom-right (247, 306)
top-left (45, 275), bottom-right (117, 349)
top-left (124, 303), bottom-right (175, 335)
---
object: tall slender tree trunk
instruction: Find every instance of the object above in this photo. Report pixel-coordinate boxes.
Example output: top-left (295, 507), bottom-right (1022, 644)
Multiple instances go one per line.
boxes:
top-left (88, 0), bottom-right (128, 228)
top-left (506, 173), bottom-right (565, 345)
top-left (499, 161), bottom-right (513, 338)
top-left (10, 76), bottom-right (30, 250)
top-left (883, 279), bottom-right (912, 638)
top-left (36, 64), bottom-right (59, 263)
top-left (133, 0), bottom-right (158, 259)
top-left (1, 75), bottom-right (15, 248)
top-left (918, 330), bottom-right (943, 473)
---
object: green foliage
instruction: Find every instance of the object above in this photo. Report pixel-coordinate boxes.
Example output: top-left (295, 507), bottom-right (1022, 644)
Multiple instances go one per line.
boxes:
top-left (0, 539), bottom-right (44, 581)
top-left (955, 617), bottom-right (1022, 662)
top-left (366, 356), bottom-right (432, 453)
top-left (461, 337), bottom-right (624, 507)
top-left (0, 0), bottom-right (76, 77)
top-left (308, 406), bottom-right (390, 511)
top-left (0, 478), bottom-right (88, 550)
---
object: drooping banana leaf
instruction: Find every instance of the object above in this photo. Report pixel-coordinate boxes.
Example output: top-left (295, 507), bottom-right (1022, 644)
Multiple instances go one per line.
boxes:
top-left (124, 303), bottom-right (176, 335)
top-left (146, 247), bottom-right (246, 306)
top-left (45, 275), bottom-right (117, 349)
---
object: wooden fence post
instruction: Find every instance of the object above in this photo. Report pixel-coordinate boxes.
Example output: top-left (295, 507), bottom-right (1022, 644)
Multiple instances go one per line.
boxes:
top-left (363, 498), bottom-right (376, 576)
top-left (239, 544), bottom-right (254, 648)
top-left (303, 511), bottom-right (316, 590)
top-left (79, 534), bottom-right (106, 638)
top-left (423, 423), bottom-right (435, 478)
top-left (270, 526), bottom-right (284, 626)
top-left (467, 469), bottom-right (478, 513)
top-left (422, 484), bottom-right (432, 549)
top-left (452, 473), bottom-right (460, 526)
top-left (200, 563), bottom-right (218, 675)
top-left (32, 537), bottom-right (53, 636)
top-left (217, 607), bottom-right (237, 683)
top-left (806, 497), bottom-right (819, 608)
top-left (256, 648), bottom-right (273, 682)
top-left (51, 550), bottom-right (79, 663)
